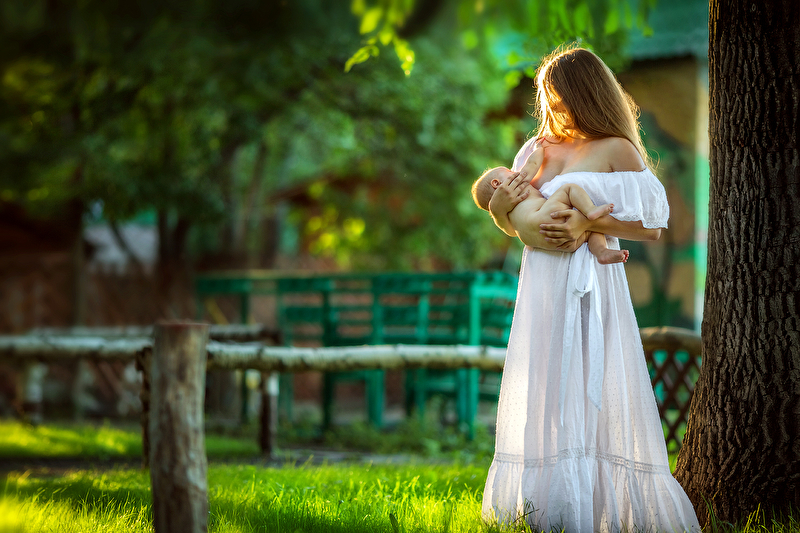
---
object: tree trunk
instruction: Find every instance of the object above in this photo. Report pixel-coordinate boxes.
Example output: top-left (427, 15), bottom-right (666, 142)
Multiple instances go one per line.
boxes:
top-left (674, 0), bottom-right (800, 524)
top-left (149, 322), bottom-right (209, 533)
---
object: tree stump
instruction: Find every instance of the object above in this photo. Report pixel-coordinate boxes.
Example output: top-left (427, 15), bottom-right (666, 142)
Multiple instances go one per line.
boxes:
top-left (149, 322), bottom-right (209, 533)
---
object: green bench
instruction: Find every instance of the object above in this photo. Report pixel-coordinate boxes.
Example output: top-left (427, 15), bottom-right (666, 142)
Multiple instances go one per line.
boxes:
top-left (195, 271), bottom-right (518, 436)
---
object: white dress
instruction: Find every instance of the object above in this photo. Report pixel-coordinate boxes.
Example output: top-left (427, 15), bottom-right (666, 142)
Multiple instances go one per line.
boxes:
top-left (482, 139), bottom-right (700, 532)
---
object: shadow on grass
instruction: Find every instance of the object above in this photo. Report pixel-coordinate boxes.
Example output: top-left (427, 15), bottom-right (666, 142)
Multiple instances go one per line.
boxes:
top-left (2, 469), bottom-right (152, 510)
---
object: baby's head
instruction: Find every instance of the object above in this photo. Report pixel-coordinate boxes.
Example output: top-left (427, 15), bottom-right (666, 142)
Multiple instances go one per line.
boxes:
top-left (471, 167), bottom-right (513, 211)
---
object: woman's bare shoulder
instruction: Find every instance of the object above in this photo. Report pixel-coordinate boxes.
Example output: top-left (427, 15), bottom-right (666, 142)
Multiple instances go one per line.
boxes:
top-left (596, 137), bottom-right (645, 172)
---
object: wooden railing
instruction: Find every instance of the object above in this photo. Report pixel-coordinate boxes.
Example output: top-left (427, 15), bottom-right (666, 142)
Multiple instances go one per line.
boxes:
top-left (1, 324), bottom-right (702, 533)
top-left (1, 325), bottom-right (701, 451)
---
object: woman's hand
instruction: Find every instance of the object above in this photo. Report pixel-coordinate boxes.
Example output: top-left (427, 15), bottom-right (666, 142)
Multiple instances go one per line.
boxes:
top-left (539, 209), bottom-right (591, 249)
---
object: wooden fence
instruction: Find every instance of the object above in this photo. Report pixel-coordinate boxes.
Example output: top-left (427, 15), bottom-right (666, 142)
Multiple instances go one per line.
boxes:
top-left (1, 325), bottom-right (701, 451)
top-left (0, 324), bottom-right (702, 533)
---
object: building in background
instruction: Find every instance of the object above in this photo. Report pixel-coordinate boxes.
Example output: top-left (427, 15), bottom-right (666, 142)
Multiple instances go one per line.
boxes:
top-left (619, 0), bottom-right (709, 331)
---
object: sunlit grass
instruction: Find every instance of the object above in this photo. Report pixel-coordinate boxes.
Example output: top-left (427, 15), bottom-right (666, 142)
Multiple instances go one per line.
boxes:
top-left (16, 420), bottom-right (790, 532)
top-left (2, 450), bottom-right (799, 532)
top-left (0, 420), bottom-right (259, 459)
top-left (0, 462), bottom-right (524, 533)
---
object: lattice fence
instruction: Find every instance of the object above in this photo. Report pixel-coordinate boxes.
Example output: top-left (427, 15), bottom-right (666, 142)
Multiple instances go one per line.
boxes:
top-left (640, 326), bottom-right (702, 449)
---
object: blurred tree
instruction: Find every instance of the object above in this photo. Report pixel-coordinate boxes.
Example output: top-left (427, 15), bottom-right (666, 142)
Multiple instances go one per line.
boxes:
top-left (0, 0), bottom-right (525, 270)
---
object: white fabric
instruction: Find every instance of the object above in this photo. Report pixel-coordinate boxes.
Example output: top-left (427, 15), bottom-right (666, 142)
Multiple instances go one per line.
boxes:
top-left (560, 244), bottom-right (604, 426)
top-left (482, 143), bottom-right (700, 532)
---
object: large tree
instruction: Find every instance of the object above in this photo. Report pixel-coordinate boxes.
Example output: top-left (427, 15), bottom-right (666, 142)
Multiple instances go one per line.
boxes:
top-left (673, 0), bottom-right (800, 523)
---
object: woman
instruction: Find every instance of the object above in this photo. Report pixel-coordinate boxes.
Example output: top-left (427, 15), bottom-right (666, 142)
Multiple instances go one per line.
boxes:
top-left (482, 46), bottom-right (700, 532)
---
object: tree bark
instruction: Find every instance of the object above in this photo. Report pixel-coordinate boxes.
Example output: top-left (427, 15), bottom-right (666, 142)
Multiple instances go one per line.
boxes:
top-left (674, 0), bottom-right (800, 524)
top-left (149, 322), bottom-right (210, 533)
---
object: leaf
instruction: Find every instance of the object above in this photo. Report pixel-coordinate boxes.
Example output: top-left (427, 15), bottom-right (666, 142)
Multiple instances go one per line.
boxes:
top-left (378, 26), bottom-right (393, 46)
top-left (359, 6), bottom-right (383, 34)
top-left (389, 512), bottom-right (400, 533)
top-left (350, 0), bottom-right (366, 16)
top-left (574, 3), bottom-right (593, 38)
top-left (604, 5), bottom-right (620, 34)
top-left (623, 1), bottom-right (633, 28)
top-left (503, 70), bottom-right (523, 90)
top-left (555, 1), bottom-right (571, 35)
top-left (461, 29), bottom-right (478, 50)
top-left (344, 46), bottom-right (373, 72)
top-left (393, 37), bottom-right (415, 76)
top-left (573, 3), bottom-right (586, 33)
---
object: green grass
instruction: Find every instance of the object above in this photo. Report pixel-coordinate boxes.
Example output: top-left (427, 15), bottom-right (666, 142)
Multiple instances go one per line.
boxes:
top-left (0, 420), bottom-right (259, 459)
top-left (5, 420), bottom-right (799, 532)
top-left (0, 417), bottom-right (497, 462)
top-left (281, 416), bottom-right (497, 462)
top-left (0, 461), bottom-right (514, 533)
top-left (3, 462), bottom-right (800, 533)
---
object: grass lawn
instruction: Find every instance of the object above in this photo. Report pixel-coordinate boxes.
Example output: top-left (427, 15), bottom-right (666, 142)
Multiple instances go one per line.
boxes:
top-left (3, 460), bottom-right (800, 533)
top-left (2, 421), bottom-right (798, 532)
top-left (1, 461), bottom-right (506, 533)
top-left (0, 420), bottom-right (260, 460)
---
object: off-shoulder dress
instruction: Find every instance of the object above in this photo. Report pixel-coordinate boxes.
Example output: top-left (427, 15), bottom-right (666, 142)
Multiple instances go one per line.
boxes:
top-left (481, 138), bottom-right (700, 532)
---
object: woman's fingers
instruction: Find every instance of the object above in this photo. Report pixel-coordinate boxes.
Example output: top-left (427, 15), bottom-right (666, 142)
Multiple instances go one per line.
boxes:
top-left (549, 209), bottom-right (574, 219)
top-left (539, 222), bottom-right (567, 234)
top-left (539, 223), bottom-right (563, 231)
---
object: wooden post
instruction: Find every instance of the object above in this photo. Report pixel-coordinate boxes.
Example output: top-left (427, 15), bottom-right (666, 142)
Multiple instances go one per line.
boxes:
top-left (149, 322), bottom-right (209, 533)
top-left (259, 372), bottom-right (278, 457)
top-left (19, 362), bottom-right (47, 425)
top-left (135, 346), bottom-right (152, 469)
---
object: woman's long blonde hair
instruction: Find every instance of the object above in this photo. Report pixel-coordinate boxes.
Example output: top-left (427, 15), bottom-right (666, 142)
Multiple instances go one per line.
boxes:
top-left (534, 45), bottom-right (653, 170)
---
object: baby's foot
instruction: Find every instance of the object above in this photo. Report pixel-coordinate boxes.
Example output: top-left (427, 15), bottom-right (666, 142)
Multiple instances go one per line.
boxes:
top-left (597, 248), bottom-right (629, 265)
top-left (587, 203), bottom-right (614, 221)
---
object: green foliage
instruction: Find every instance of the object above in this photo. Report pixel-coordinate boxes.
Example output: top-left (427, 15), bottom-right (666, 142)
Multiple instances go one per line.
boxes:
top-left (1, 0), bottom-right (642, 269)
top-left (348, 0), bottom-right (651, 76)
top-left (275, 35), bottom-right (523, 269)
top-left (1, 0), bottom-right (522, 269)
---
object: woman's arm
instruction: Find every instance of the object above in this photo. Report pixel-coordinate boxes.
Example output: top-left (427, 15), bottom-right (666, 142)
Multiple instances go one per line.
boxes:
top-left (539, 139), bottom-right (664, 247)
top-left (539, 209), bottom-right (661, 249)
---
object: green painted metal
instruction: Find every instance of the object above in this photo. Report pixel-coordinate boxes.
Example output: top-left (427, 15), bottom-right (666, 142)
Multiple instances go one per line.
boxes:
top-left (195, 271), bottom-right (518, 434)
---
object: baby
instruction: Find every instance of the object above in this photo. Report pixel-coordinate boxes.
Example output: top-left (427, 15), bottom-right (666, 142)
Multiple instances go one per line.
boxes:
top-left (472, 146), bottom-right (629, 265)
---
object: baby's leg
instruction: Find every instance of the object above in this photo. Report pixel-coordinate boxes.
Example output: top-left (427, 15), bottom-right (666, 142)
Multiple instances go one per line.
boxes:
top-left (560, 183), bottom-right (614, 220)
top-left (588, 232), bottom-right (629, 265)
